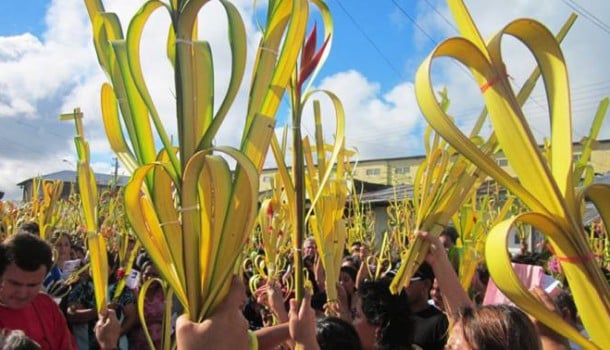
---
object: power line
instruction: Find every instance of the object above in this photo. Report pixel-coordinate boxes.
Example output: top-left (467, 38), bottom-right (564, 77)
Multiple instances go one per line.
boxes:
top-left (419, 0), bottom-right (458, 34)
top-left (331, 0), bottom-right (405, 79)
top-left (560, 0), bottom-right (610, 35)
top-left (390, 0), bottom-right (440, 46)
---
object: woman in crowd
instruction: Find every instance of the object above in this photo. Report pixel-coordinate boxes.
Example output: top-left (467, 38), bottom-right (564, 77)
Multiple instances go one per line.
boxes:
top-left (419, 231), bottom-right (570, 350)
top-left (353, 277), bottom-right (414, 350)
top-left (43, 230), bottom-right (73, 292)
top-left (316, 316), bottom-right (363, 350)
top-left (128, 260), bottom-right (166, 349)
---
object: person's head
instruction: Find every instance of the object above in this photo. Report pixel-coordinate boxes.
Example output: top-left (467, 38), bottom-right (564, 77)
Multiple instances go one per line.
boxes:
top-left (316, 316), bottom-right (363, 350)
top-left (50, 230), bottom-right (72, 263)
top-left (429, 278), bottom-right (444, 311)
top-left (439, 226), bottom-right (458, 250)
top-left (552, 290), bottom-right (578, 327)
top-left (404, 262), bottom-right (434, 310)
top-left (351, 241), bottom-right (367, 260)
top-left (303, 237), bottom-right (317, 258)
top-left (446, 304), bottom-right (541, 350)
top-left (0, 329), bottom-right (41, 350)
top-left (0, 233), bottom-right (53, 309)
top-left (354, 278), bottom-right (413, 350)
top-left (141, 260), bottom-right (158, 282)
top-left (17, 221), bottom-right (40, 236)
top-left (341, 255), bottom-right (361, 270)
top-left (339, 265), bottom-right (357, 296)
top-left (71, 244), bottom-right (86, 261)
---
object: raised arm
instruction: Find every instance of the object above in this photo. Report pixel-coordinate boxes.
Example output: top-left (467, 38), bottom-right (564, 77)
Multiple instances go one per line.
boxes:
top-left (419, 231), bottom-right (473, 317)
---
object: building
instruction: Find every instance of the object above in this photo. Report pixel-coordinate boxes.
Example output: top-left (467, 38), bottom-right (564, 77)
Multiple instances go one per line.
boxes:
top-left (17, 170), bottom-right (130, 202)
top-left (347, 139), bottom-right (610, 187)
top-left (260, 139), bottom-right (610, 191)
top-left (258, 139), bottom-right (610, 252)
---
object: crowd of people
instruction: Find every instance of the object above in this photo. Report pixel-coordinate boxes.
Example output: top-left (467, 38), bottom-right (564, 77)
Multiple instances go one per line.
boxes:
top-left (0, 221), bottom-right (589, 350)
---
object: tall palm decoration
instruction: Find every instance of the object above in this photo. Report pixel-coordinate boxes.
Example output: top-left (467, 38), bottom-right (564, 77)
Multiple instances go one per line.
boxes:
top-left (83, 0), bottom-right (327, 323)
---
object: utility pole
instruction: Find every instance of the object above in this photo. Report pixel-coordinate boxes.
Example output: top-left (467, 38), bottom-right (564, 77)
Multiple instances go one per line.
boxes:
top-left (112, 157), bottom-right (119, 188)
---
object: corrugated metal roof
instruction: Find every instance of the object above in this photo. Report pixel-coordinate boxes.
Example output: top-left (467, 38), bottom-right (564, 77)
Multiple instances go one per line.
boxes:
top-left (17, 170), bottom-right (129, 187)
top-left (354, 173), bottom-right (610, 225)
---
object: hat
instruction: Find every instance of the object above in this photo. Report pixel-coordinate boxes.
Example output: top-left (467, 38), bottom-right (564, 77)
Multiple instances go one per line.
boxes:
top-left (410, 262), bottom-right (434, 281)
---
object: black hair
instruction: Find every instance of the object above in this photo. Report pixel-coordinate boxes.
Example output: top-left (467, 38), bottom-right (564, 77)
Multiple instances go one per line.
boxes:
top-left (552, 290), bottom-right (577, 325)
top-left (413, 261), bottom-right (435, 281)
top-left (0, 233), bottom-right (53, 275)
top-left (440, 226), bottom-right (458, 244)
top-left (316, 316), bottom-right (363, 350)
top-left (71, 244), bottom-right (85, 256)
top-left (342, 255), bottom-right (361, 270)
top-left (357, 277), bottom-right (413, 350)
top-left (340, 265), bottom-right (357, 282)
top-left (17, 221), bottom-right (40, 236)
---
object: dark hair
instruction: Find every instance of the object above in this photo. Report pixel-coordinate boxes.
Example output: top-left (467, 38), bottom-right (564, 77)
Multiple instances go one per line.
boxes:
top-left (552, 290), bottom-right (577, 325)
top-left (17, 221), bottom-right (40, 236)
top-left (71, 244), bottom-right (85, 256)
top-left (440, 226), bottom-right (458, 244)
top-left (340, 265), bottom-right (357, 282)
top-left (358, 278), bottom-right (413, 350)
top-left (456, 304), bottom-right (541, 350)
top-left (342, 255), bottom-right (361, 270)
top-left (316, 317), bottom-right (363, 350)
top-left (413, 261), bottom-right (435, 281)
top-left (0, 233), bottom-right (53, 275)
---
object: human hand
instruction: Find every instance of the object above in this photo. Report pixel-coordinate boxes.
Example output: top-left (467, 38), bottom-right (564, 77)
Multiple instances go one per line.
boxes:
top-left (106, 302), bottom-right (119, 311)
top-left (314, 254), bottom-right (326, 291)
top-left (289, 293), bottom-right (320, 349)
top-left (176, 276), bottom-right (250, 350)
top-left (417, 230), bottom-right (449, 267)
top-left (95, 308), bottom-right (120, 350)
top-left (335, 282), bottom-right (352, 321)
top-left (256, 281), bottom-right (289, 323)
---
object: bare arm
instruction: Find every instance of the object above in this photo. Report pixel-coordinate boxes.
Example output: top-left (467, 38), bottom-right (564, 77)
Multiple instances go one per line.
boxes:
top-left (289, 293), bottom-right (320, 350)
top-left (66, 304), bottom-right (98, 324)
top-left (254, 323), bottom-right (291, 350)
top-left (419, 231), bottom-right (473, 317)
top-left (119, 302), bottom-right (138, 336)
top-left (95, 308), bottom-right (120, 350)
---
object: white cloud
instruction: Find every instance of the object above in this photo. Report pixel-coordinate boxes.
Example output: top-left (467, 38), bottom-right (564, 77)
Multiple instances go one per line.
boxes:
top-left (299, 70), bottom-right (424, 161)
top-left (0, 0), bottom-right (266, 200)
top-left (1, 0), bottom-right (608, 201)
top-left (0, 34), bottom-right (43, 61)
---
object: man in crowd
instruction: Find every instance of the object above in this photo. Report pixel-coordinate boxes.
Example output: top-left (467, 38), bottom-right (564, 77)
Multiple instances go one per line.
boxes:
top-left (0, 233), bottom-right (76, 349)
top-left (406, 262), bottom-right (449, 350)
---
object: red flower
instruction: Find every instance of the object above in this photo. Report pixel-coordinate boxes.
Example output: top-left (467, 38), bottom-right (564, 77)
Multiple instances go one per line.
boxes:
top-left (267, 202), bottom-right (274, 217)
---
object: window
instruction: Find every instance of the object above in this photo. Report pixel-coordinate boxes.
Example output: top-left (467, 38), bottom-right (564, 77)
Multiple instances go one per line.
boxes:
top-left (497, 158), bottom-right (508, 167)
top-left (262, 176), bottom-right (273, 183)
top-left (394, 166), bottom-right (410, 174)
top-left (365, 168), bottom-right (380, 176)
top-left (573, 153), bottom-right (581, 162)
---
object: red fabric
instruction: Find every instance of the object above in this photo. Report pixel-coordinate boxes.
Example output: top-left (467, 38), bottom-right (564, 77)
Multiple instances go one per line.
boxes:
top-left (0, 293), bottom-right (76, 350)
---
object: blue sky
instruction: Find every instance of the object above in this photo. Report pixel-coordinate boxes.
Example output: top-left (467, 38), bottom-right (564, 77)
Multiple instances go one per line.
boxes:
top-left (1, 0), bottom-right (609, 199)
top-left (0, 1), bottom-right (48, 37)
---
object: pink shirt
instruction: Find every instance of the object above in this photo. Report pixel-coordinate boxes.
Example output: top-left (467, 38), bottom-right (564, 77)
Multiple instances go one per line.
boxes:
top-left (0, 293), bottom-right (76, 350)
